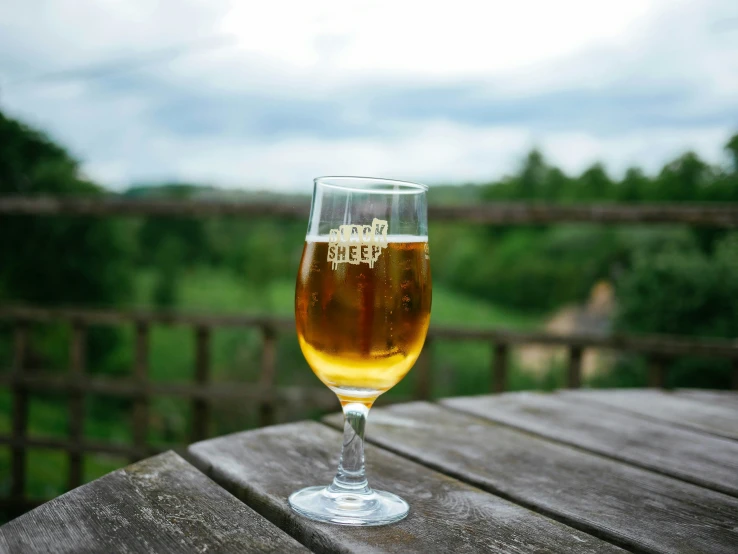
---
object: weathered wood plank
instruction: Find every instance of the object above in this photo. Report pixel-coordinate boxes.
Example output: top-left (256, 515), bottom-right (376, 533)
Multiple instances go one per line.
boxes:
top-left (188, 422), bottom-right (623, 554)
top-left (443, 391), bottom-right (738, 496)
top-left (324, 402), bottom-right (738, 554)
top-left (561, 389), bottom-right (738, 440)
top-left (675, 389), bottom-right (738, 407)
top-left (0, 451), bottom-right (308, 553)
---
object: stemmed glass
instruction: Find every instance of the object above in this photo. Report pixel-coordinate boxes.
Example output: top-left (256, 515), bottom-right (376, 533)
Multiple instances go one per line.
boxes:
top-left (289, 176), bottom-right (432, 526)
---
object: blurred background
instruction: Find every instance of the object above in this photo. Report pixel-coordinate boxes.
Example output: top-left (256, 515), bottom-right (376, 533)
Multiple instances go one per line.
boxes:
top-left (1, 0), bottom-right (737, 519)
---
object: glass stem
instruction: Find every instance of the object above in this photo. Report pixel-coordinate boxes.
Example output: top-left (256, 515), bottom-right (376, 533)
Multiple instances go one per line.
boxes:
top-left (328, 402), bottom-right (371, 495)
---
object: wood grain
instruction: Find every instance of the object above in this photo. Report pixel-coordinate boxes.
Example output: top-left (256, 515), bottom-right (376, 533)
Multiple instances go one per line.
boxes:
top-left (560, 389), bottom-right (738, 440)
top-left (675, 389), bottom-right (738, 407)
top-left (324, 402), bottom-right (738, 554)
top-left (188, 421), bottom-right (623, 554)
top-left (0, 451), bottom-right (308, 553)
top-left (442, 391), bottom-right (738, 496)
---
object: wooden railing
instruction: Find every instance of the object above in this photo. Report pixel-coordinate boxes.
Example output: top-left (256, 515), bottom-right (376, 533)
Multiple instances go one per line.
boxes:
top-left (2, 195), bottom-right (738, 226)
top-left (2, 305), bottom-right (737, 515)
top-left (2, 196), bottom-right (738, 516)
top-left (0, 307), bottom-right (331, 516)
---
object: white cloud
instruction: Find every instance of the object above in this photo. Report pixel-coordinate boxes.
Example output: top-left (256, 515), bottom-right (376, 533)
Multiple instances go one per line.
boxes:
top-left (79, 120), bottom-right (732, 193)
top-left (0, 0), bottom-right (736, 192)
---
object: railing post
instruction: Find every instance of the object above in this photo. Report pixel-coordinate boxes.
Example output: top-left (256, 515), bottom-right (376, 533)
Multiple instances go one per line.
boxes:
top-left (10, 322), bottom-right (29, 517)
top-left (68, 321), bottom-right (86, 490)
top-left (258, 325), bottom-right (277, 427)
top-left (191, 325), bottom-right (211, 443)
top-left (566, 346), bottom-right (583, 389)
top-left (132, 322), bottom-right (149, 461)
top-left (491, 343), bottom-right (509, 393)
top-left (415, 338), bottom-right (433, 401)
top-left (648, 356), bottom-right (668, 388)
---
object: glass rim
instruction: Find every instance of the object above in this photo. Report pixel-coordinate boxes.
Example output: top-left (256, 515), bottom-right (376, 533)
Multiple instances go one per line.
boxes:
top-left (314, 176), bottom-right (428, 194)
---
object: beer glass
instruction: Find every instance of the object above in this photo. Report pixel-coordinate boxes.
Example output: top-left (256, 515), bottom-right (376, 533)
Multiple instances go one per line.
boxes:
top-left (289, 176), bottom-right (432, 526)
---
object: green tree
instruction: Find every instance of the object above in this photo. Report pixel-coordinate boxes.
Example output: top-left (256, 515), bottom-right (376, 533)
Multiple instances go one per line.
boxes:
top-left (710, 134), bottom-right (738, 202)
top-left (542, 167), bottom-right (567, 201)
top-left (0, 110), bottom-right (132, 372)
top-left (518, 149), bottom-right (546, 198)
top-left (135, 184), bottom-right (210, 268)
top-left (615, 233), bottom-right (738, 387)
top-left (656, 152), bottom-right (709, 201)
top-left (617, 168), bottom-right (649, 201)
top-left (725, 133), bottom-right (738, 172)
top-left (150, 238), bottom-right (183, 308)
top-left (577, 163), bottom-right (613, 200)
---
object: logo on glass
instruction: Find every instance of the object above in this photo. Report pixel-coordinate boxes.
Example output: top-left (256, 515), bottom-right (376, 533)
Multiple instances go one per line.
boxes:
top-left (327, 218), bottom-right (388, 269)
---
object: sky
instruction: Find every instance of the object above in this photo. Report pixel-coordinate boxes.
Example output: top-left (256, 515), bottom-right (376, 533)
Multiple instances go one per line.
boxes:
top-left (0, 0), bottom-right (737, 192)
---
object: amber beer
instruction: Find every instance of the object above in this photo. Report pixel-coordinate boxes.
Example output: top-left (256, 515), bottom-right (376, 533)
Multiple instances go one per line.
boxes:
top-left (295, 236), bottom-right (431, 402)
top-left (290, 178), bottom-right (430, 524)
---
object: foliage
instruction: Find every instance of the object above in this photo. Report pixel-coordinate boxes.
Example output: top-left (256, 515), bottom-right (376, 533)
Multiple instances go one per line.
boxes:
top-left (616, 234), bottom-right (738, 338)
top-left (612, 233), bottom-right (738, 388)
top-left (0, 112), bottom-right (131, 307)
top-left (0, 110), bottom-right (133, 374)
top-left (434, 136), bottom-right (738, 313)
top-left (135, 185), bottom-right (211, 268)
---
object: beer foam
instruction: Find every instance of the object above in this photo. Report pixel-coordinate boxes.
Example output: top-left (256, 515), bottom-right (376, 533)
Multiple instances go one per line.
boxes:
top-left (306, 234), bottom-right (428, 243)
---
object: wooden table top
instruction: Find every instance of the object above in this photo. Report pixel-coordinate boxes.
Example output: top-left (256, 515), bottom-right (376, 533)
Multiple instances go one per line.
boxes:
top-left (2, 389), bottom-right (737, 553)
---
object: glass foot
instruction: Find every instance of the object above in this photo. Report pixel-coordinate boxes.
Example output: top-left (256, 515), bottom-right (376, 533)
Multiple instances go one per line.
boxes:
top-left (288, 485), bottom-right (409, 526)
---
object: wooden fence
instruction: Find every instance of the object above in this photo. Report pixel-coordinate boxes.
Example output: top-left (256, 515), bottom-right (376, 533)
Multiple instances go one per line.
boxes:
top-left (2, 196), bottom-right (738, 516)
top-left (2, 305), bottom-right (737, 516)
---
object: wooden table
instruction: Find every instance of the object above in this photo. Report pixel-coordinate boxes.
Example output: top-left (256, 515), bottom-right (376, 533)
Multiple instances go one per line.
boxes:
top-left (1, 389), bottom-right (737, 553)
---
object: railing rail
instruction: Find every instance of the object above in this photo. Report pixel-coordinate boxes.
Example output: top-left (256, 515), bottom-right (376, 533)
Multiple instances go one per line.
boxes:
top-left (2, 304), bottom-right (736, 441)
top-left (4, 306), bottom-right (737, 357)
top-left (2, 195), bottom-right (738, 226)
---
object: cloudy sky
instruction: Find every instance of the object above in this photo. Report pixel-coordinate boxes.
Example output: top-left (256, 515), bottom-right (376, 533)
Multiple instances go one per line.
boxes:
top-left (1, 0), bottom-right (737, 192)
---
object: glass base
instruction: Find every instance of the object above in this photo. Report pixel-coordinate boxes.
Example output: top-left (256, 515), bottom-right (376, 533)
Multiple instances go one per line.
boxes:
top-left (288, 485), bottom-right (409, 526)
